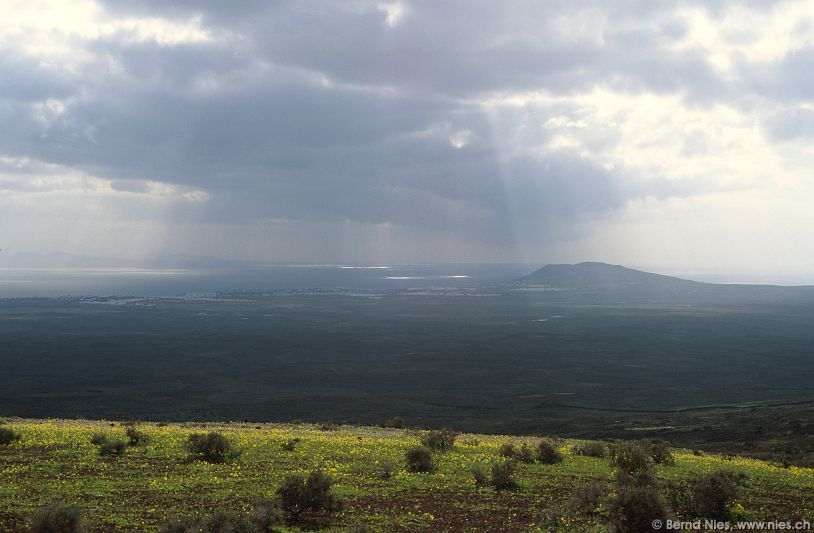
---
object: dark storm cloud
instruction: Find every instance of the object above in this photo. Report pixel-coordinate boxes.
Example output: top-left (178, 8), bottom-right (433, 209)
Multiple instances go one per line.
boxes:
top-left (97, 0), bottom-right (733, 98)
top-left (0, 0), bottom-right (799, 252)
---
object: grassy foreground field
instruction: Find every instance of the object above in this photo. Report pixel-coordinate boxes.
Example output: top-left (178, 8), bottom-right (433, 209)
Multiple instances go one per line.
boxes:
top-left (1, 419), bottom-right (813, 531)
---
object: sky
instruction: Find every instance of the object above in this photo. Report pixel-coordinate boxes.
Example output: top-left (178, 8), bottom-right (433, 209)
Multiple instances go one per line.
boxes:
top-left (2, 0), bottom-right (814, 279)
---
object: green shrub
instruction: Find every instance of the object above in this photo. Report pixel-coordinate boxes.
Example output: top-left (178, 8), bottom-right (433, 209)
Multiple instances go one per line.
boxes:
top-left (384, 416), bottom-right (405, 429)
top-left (281, 437), bottom-right (301, 451)
top-left (249, 499), bottom-right (284, 532)
top-left (319, 423), bottom-right (339, 431)
top-left (608, 483), bottom-right (669, 533)
top-left (405, 445), bottom-right (434, 472)
top-left (667, 469), bottom-right (747, 520)
top-left (276, 470), bottom-right (343, 523)
top-left (499, 441), bottom-right (535, 463)
top-left (375, 459), bottom-right (396, 480)
top-left (160, 506), bottom-right (282, 533)
top-left (89, 433), bottom-right (108, 446)
top-left (470, 465), bottom-right (487, 486)
top-left (159, 510), bottom-right (255, 533)
top-left (574, 441), bottom-right (607, 458)
top-left (0, 427), bottom-right (21, 445)
top-left (98, 439), bottom-right (127, 457)
top-left (420, 429), bottom-right (458, 451)
top-left (186, 432), bottom-right (241, 463)
top-left (30, 503), bottom-right (86, 533)
top-left (647, 439), bottom-right (674, 465)
top-left (569, 482), bottom-right (608, 515)
top-left (205, 510), bottom-right (255, 533)
top-left (537, 438), bottom-right (563, 464)
top-left (610, 441), bottom-right (652, 476)
top-left (514, 444), bottom-right (536, 463)
top-left (607, 440), bottom-right (667, 531)
top-left (468, 459), bottom-right (520, 490)
top-left (622, 467), bottom-right (660, 490)
top-left (499, 442), bottom-right (516, 457)
top-left (489, 459), bottom-right (518, 490)
top-left (126, 426), bottom-right (149, 446)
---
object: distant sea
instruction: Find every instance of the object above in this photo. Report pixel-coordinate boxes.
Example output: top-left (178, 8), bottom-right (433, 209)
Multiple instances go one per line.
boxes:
top-left (0, 263), bottom-right (537, 298)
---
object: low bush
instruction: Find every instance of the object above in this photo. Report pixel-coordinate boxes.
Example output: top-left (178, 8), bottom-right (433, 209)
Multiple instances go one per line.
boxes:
top-left (375, 460), bottom-right (396, 480)
top-left (276, 470), bottom-right (343, 523)
top-left (0, 427), bottom-right (21, 445)
top-left (607, 439), bottom-right (668, 531)
top-left (489, 459), bottom-right (518, 490)
top-left (205, 510), bottom-right (255, 533)
top-left (159, 510), bottom-right (255, 533)
top-left (29, 503), bottom-right (86, 533)
top-left (569, 482), bottom-right (608, 515)
top-left (499, 441), bottom-right (535, 463)
top-left (319, 423), bottom-right (339, 431)
top-left (405, 445), bottom-right (434, 472)
top-left (126, 426), bottom-right (149, 446)
top-left (384, 416), bottom-right (405, 429)
top-left (281, 437), bottom-right (301, 451)
top-left (499, 442), bottom-right (516, 457)
top-left (608, 483), bottom-right (669, 533)
top-left (186, 432), bottom-right (241, 463)
top-left (537, 438), bottom-right (563, 464)
top-left (514, 444), bottom-right (536, 463)
top-left (470, 465), bottom-right (487, 487)
top-left (420, 429), bottom-right (458, 451)
top-left (89, 433), bottom-right (108, 446)
top-left (98, 439), bottom-right (127, 457)
top-left (667, 469), bottom-right (748, 520)
top-left (647, 439), bottom-right (674, 465)
top-left (160, 503), bottom-right (285, 533)
top-left (471, 459), bottom-right (520, 490)
top-left (249, 499), bottom-right (284, 532)
top-left (610, 441), bottom-right (652, 476)
top-left (574, 441), bottom-right (607, 458)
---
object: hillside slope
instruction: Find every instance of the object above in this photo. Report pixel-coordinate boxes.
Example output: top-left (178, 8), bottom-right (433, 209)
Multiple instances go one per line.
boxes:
top-left (1, 419), bottom-right (812, 531)
top-left (514, 262), bottom-right (703, 291)
top-left (512, 262), bottom-right (814, 304)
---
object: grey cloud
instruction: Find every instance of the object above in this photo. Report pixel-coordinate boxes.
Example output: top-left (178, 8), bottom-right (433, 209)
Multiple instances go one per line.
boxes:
top-left (762, 108), bottom-right (814, 141)
top-left (98, 0), bottom-right (729, 98)
top-left (109, 179), bottom-right (151, 193)
top-left (0, 52), bottom-right (75, 102)
top-left (1, 0), bottom-right (799, 259)
top-left (740, 47), bottom-right (814, 103)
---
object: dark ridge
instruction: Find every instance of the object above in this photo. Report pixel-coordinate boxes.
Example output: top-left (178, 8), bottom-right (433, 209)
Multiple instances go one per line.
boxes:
top-left (510, 262), bottom-right (814, 304)
top-left (513, 262), bottom-right (702, 290)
